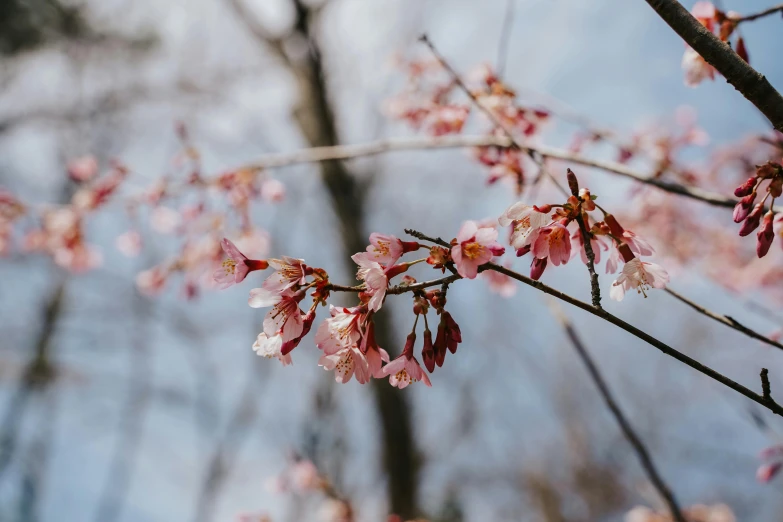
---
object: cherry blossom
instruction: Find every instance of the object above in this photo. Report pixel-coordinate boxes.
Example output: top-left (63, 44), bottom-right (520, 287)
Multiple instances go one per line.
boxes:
top-left (451, 220), bottom-right (505, 279)
top-left (610, 259), bottom-right (670, 301)
top-left (248, 288), bottom-right (305, 342)
top-left (262, 257), bottom-right (309, 292)
top-left (252, 332), bottom-right (292, 366)
top-left (214, 238), bottom-right (269, 289)
top-left (382, 333), bottom-right (432, 388)
top-left (532, 222), bottom-right (572, 266)
top-left (351, 255), bottom-right (388, 312)
top-left (498, 202), bottom-right (550, 252)
top-left (319, 345), bottom-right (371, 384)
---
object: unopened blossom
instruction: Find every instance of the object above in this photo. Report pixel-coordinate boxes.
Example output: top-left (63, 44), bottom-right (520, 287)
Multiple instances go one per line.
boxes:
top-left (214, 238), bottom-right (269, 289)
top-left (67, 155), bottom-right (99, 182)
top-left (116, 230), bottom-right (142, 257)
top-left (733, 192), bottom-right (756, 223)
top-left (433, 312), bottom-right (461, 367)
top-left (252, 332), bottom-right (292, 366)
top-left (359, 319), bottom-right (390, 378)
top-left (248, 288), bottom-right (304, 342)
top-left (682, 47), bottom-right (715, 87)
top-left (421, 328), bottom-right (436, 372)
top-left (451, 220), bottom-right (505, 279)
top-left (383, 333), bottom-right (432, 388)
top-left (498, 202), bottom-right (550, 251)
top-left (530, 256), bottom-right (548, 280)
top-left (532, 222), bottom-right (571, 266)
top-left (610, 258), bottom-right (669, 301)
top-left (738, 202), bottom-right (764, 236)
top-left (757, 211), bottom-right (775, 257)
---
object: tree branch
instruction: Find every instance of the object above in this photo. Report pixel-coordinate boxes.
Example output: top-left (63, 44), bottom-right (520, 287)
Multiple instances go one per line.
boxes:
top-left (548, 302), bottom-right (685, 522)
top-left (664, 288), bottom-right (783, 352)
top-left (568, 169), bottom-right (602, 308)
top-left (643, 0), bottom-right (783, 132)
top-left (734, 3), bottom-right (783, 24)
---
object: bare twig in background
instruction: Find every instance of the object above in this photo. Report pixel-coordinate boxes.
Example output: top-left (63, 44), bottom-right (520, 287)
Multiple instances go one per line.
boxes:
top-left (734, 3), bottom-right (783, 24)
top-left (496, 0), bottom-right (516, 76)
top-left (643, 0), bottom-right (783, 132)
top-left (91, 286), bottom-right (154, 522)
top-left (191, 355), bottom-right (266, 522)
top-left (665, 288), bottom-right (783, 352)
top-left (549, 301), bottom-right (686, 522)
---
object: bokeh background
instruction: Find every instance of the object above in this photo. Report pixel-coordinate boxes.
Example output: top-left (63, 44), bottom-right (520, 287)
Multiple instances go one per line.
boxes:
top-left (1, 0), bottom-right (782, 520)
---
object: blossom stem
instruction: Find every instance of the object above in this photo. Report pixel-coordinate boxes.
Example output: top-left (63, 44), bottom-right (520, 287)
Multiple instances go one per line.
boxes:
top-left (567, 168), bottom-right (602, 308)
top-left (733, 3), bottom-right (783, 24)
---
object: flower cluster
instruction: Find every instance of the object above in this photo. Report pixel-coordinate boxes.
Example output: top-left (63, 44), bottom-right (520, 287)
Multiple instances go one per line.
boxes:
top-left (389, 59), bottom-right (548, 192)
top-left (732, 160), bottom-right (782, 257)
top-left (682, 2), bottom-right (749, 87)
top-left (499, 170), bottom-right (668, 300)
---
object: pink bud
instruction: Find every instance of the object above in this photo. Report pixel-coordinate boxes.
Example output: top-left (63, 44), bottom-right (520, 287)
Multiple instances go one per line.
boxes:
top-left (402, 332), bottom-right (416, 357)
top-left (739, 203), bottom-right (764, 236)
top-left (566, 169), bottom-right (579, 194)
top-left (421, 329), bottom-right (435, 373)
top-left (516, 245), bottom-right (531, 257)
top-left (757, 212), bottom-right (775, 257)
top-left (733, 192), bottom-right (757, 223)
top-left (530, 257), bottom-right (547, 280)
top-left (757, 462), bottom-right (782, 483)
top-left (734, 176), bottom-right (757, 197)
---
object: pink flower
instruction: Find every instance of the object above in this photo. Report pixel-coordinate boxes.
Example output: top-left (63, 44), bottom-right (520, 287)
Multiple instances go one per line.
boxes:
top-left (136, 266), bottom-right (168, 296)
top-left (682, 47), bottom-right (715, 87)
top-left (498, 202), bottom-right (550, 251)
top-left (319, 346), bottom-right (371, 384)
top-left (571, 230), bottom-right (608, 265)
top-left (451, 220), bottom-right (505, 279)
top-left (248, 288), bottom-right (304, 342)
top-left (351, 255), bottom-right (388, 312)
top-left (280, 309), bottom-right (316, 356)
top-left (262, 256), bottom-right (309, 292)
top-left (314, 306), bottom-right (364, 355)
top-left (260, 178), bottom-right (285, 202)
top-left (622, 230), bottom-right (655, 257)
top-left (214, 238), bottom-right (269, 289)
top-left (116, 230), bottom-right (142, 257)
top-left (605, 244), bottom-right (622, 274)
top-left (252, 332), bottom-right (292, 366)
top-left (353, 233), bottom-right (419, 266)
top-left (532, 222), bottom-right (571, 266)
top-left (610, 259), bottom-right (669, 301)
top-left (67, 155), bottom-right (98, 182)
top-left (757, 462), bottom-right (782, 483)
top-left (481, 265), bottom-right (516, 297)
top-left (382, 333), bottom-right (432, 388)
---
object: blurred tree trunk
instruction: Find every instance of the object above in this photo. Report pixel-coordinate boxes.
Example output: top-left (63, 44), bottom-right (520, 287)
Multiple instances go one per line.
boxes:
top-left (284, 3), bottom-right (420, 517)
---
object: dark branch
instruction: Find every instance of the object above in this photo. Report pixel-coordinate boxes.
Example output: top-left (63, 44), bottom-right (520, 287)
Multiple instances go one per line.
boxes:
top-left (643, 0), bottom-right (783, 132)
top-left (568, 169), bottom-right (602, 308)
top-left (665, 288), bottom-right (783, 352)
top-left (761, 368), bottom-right (773, 403)
top-left (734, 3), bottom-right (783, 24)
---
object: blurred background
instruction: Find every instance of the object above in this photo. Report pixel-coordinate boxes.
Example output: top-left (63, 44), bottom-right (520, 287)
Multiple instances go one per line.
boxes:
top-left (1, 0), bottom-right (783, 520)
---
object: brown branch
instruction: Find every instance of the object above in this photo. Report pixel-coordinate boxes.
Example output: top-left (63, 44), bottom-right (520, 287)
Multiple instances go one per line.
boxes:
top-left (327, 274), bottom-right (461, 296)
top-left (643, 0), bottom-right (783, 132)
top-left (548, 302), bottom-right (686, 522)
top-left (761, 368), bottom-right (773, 402)
top-left (665, 288), bottom-right (783, 352)
top-left (568, 169), bottom-right (602, 308)
top-left (402, 228), bottom-right (783, 418)
top-left (733, 3), bottom-right (783, 24)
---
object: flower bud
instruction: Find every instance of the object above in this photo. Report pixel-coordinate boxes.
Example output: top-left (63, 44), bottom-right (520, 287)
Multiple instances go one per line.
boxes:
top-left (734, 176), bottom-right (757, 197)
top-left (739, 203), bottom-right (764, 236)
top-left (757, 211), bottom-right (775, 258)
top-left (566, 168), bottom-right (579, 195)
top-left (733, 192), bottom-right (757, 223)
top-left (530, 257), bottom-right (547, 280)
top-left (421, 329), bottom-right (436, 373)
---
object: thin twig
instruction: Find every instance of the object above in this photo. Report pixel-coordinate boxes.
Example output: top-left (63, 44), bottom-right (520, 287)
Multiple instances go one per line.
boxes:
top-left (643, 0), bottom-right (783, 132)
top-left (496, 0), bottom-right (516, 76)
top-left (664, 288), bottom-right (783, 352)
top-left (548, 302), bottom-right (686, 522)
top-left (568, 168), bottom-right (602, 308)
top-left (761, 368), bottom-right (773, 402)
top-left (733, 3), bottom-right (783, 24)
